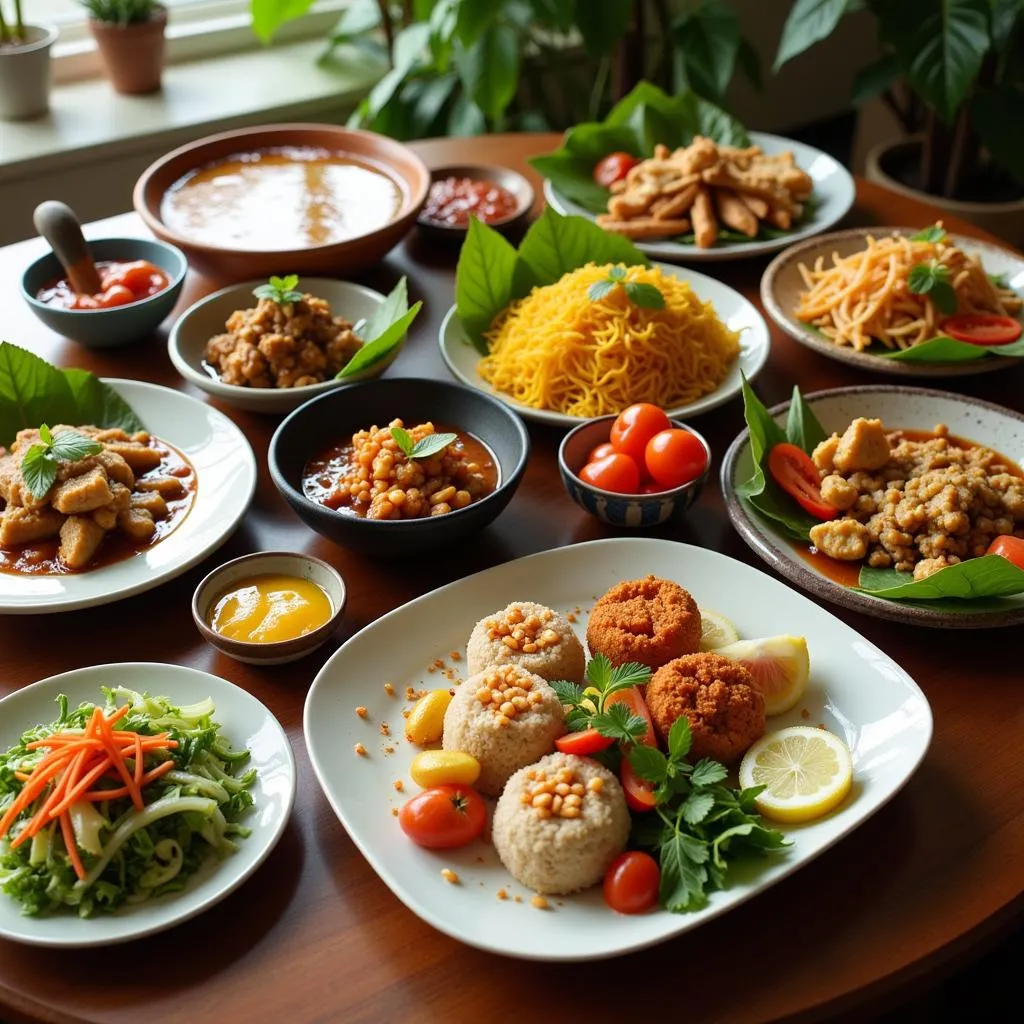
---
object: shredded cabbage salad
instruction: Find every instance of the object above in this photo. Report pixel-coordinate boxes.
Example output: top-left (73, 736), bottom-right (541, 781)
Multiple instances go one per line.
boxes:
top-left (0, 688), bottom-right (256, 917)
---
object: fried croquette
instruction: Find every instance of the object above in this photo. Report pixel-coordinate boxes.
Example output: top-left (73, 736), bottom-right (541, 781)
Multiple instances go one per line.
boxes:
top-left (586, 576), bottom-right (701, 669)
top-left (646, 652), bottom-right (765, 763)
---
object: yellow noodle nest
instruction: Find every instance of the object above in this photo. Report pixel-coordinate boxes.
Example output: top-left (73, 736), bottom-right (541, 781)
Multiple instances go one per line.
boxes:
top-left (478, 263), bottom-right (741, 418)
top-left (794, 226), bottom-right (1023, 352)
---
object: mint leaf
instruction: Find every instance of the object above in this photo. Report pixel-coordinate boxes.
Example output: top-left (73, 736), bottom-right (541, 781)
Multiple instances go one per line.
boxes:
top-left (608, 265), bottom-right (627, 281)
top-left (690, 758), bottom-right (728, 787)
top-left (253, 274), bottom-right (303, 305)
top-left (49, 429), bottom-right (103, 462)
top-left (389, 426), bottom-right (414, 457)
top-left (628, 744), bottom-right (668, 784)
top-left (907, 262), bottom-right (938, 295)
top-left (624, 281), bottom-right (665, 309)
top-left (907, 262), bottom-right (956, 314)
top-left (930, 279), bottom-right (958, 316)
top-left (681, 791), bottom-right (715, 826)
top-left (455, 217), bottom-right (519, 353)
top-left (38, 424), bottom-right (53, 446)
top-left (911, 224), bottom-right (947, 243)
top-left (20, 445), bottom-right (57, 500)
top-left (408, 432), bottom-right (457, 460)
top-left (587, 278), bottom-right (617, 302)
top-left (667, 715), bottom-right (692, 761)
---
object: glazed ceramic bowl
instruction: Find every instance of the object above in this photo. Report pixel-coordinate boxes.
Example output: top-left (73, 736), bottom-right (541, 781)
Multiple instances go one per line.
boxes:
top-left (558, 416), bottom-right (711, 528)
top-left (417, 163), bottom-right (535, 241)
top-left (168, 277), bottom-right (402, 414)
top-left (20, 237), bottom-right (187, 348)
top-left (268, 377), bottom-right (530, 557)
top-left (192, 551), bottom-right (347, 665)
top-left (133, 124), bottom-right (430, 279)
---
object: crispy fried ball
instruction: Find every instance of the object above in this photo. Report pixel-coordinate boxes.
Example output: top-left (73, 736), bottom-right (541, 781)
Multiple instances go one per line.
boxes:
top-left (586, 576), bottom-right (701, 669)
top-left (645, 652), bottom-right (765, 763)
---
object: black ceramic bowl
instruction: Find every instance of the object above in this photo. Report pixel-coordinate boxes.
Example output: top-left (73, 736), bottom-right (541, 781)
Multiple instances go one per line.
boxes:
top-left (269, 378), bottom-right (530, 557)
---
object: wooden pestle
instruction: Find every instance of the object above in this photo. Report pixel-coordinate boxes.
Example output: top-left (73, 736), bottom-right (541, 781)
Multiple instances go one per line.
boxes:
top-left (33, 201), bottom-right (103, 296)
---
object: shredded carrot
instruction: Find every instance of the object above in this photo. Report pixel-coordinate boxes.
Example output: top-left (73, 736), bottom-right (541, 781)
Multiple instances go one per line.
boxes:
top-left (95, 713), bottom-right (143, 811)
top-left (134, 732), bottom-right (144, 789)
top-left (83, 759), bottom-right (175, 800)
top-left (58, 811), bottom-right (86, 881)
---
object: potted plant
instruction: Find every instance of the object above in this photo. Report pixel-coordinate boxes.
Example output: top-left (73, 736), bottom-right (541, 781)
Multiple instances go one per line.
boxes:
top-left (775, 0), bottom-right (1024, 243)
top-left (0, 3), bottom-right (58, 120)
top-left (81, 0), bottom-right (167, 95)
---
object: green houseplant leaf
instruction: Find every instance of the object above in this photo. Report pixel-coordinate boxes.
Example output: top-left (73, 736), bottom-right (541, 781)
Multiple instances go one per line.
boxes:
top-left (671, 0), bottom-right (742, 105)
top-left (774, 0), bottom-right (853, 70)
top-left (457, 22), bottom-right (519, 123)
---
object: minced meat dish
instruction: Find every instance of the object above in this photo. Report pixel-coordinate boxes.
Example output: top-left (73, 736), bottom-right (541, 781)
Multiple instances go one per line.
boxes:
top-left (205, 293), bottom-right (363, 388)
top-left (809, 417), bottom-right (1024, 580)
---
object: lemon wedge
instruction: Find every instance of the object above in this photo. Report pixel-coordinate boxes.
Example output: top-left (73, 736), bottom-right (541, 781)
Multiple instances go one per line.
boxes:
top-left (699, 610), bottom-right (740, 651)
top-left (739, 726), bottom-right (853, 823)
top-left (716, 635), bottom-right (809, 715)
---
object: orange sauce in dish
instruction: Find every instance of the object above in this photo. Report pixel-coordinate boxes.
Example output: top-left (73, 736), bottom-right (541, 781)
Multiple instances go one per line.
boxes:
top-left (161, 147), bottom-right (403, 250)
top-left (37, 260), bottom-right (169, 310)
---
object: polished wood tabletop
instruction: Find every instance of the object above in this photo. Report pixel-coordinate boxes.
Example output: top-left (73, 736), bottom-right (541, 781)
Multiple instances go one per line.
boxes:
top-left (0, 133), bottom-right (1022, 1024)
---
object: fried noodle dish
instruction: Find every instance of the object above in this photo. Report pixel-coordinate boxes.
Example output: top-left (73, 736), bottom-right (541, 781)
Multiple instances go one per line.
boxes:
top-left (478, 263), bottom-right (740, 417)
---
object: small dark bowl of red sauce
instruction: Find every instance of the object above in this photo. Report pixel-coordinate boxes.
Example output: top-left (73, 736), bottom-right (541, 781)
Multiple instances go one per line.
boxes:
top-left (417, 164), bottom-right (535, 241)
top-left (21, 237), bottom-right (187, 349)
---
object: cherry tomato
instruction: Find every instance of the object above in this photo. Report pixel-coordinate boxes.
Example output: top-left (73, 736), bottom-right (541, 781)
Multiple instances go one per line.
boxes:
top-left (941, 313), bottom-right (1022, 346)
top-left (610, 404), bottom-right (672, 466)
top-left (605, 686), bottom-right (657, 748)
top-left (987, 535), bottom-right (1024, 571)
top-left (96, 285), bottom-right (136, 308)
top-left (579, 452), bottom-right (641, 494)
top-left (620, 755), bottom-right (657, 812)
top-left (555, 727), bottom-right (615, 756)
top-left (603, 851), bottom-right (660, 914)
top-left (593, 151), bottom-right (640, 188)
top-left (767, 443), bottom-right (837, 520)
top-left (107, 259), bottom-right (169, 299)
top-left (587, 441), bottom-right (617, 463)
top-left (644, 429), bottom-right (708, 489)
top-left (398, 784), bottom-right (486, 849)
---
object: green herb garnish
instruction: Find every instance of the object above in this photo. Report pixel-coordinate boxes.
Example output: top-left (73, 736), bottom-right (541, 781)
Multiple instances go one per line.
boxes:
top-left (253, 274), bottom-right (304, 305)
top-left (20, 425), bottom-right (103, 500)
top-left (907, 261), bottom-right (958, 315)
top-left (551, 654), bottom-right (651, 740)
top-left (910, 224), bottom-right (947, 244)
top-left (336, 277), bottom-right (422, 380)
top-left (628, 716), bottom-right (789, 912)
top-left (389, 426), bottom-right (457, 461)
top-left (587, 265), bottom-right (665, 310)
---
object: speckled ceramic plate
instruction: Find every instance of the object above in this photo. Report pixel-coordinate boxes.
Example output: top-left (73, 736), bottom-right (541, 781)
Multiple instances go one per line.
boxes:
top-left (721, 385), bottom-right (1024, 628)
top-left (305, 537), bottom-right (932, 960)
top-left (761, 228), bottom-right (1024, 377)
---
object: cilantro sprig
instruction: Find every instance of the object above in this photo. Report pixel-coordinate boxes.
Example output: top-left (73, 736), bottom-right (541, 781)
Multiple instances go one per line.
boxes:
top-left (21, 425), bottom-right (103, 500)
top-left (389, 426), bottom-right (457, 461)
top-left (907, 260), bottom-right (958, 316)
top-left (551, 654), bottom-right (651, 742)
top-left (587, 265), bottom-right (665, 310)
top-left (253, 274), bottom-right (304, 306)
top-left (910, 224), bottom-right (947, 244)
top-left (628, 717), bottom-right (790, 913)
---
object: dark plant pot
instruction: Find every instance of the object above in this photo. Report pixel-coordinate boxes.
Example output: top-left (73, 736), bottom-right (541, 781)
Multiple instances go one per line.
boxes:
top-left (865, 136), bottom-right (1024, 247)
top-left (89, 8), bottom-right (167, 96)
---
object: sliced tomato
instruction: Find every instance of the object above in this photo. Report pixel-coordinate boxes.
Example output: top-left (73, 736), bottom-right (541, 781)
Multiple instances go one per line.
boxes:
top-left (620, 756), bottom-right (657, 812)
top-left (940, 314), bottom-right (1022, 346)
top-left (767, 443), bottom-right (837, 520)
top-left (605, 687), bottom-right (657, 748)
top-left (555, 728), bottom-right (614, 756)
top-left (593, 152), bottom-right (640, 188)
top-left (986, 535), bottom-right (1024, 571)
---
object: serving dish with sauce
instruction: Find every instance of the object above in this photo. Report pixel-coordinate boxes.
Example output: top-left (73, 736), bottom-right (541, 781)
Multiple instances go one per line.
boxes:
top-left (417, 164), bottom-right (534, 240)
top-left (37, 259), bottom-right (170, 311)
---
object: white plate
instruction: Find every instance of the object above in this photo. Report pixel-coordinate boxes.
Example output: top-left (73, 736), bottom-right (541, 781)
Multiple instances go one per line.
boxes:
top-left (168, 278), bottom-right (398, 415)
top-left (0, 380), bottom-right (257, 614)
top-left (544, 131), bottom-right (856, 263)
top-left (438, 262), bottom-right (770, 427)
top-left (304, 537), bottom-right (932, 961)
top-left (0, 662), bottom-right (296, 947)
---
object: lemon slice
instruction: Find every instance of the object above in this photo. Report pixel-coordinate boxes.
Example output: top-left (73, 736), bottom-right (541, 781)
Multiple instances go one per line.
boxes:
top-left (699, 610), bottom-right (740, 650)
top-left (716, 635), bottom-right (809, 715)
top-left (739, 726), bottom-right (853, 823)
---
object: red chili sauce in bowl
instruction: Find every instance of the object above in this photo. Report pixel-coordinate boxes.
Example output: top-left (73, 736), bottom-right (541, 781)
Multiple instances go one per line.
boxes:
top-left (420, 177), bottom-right (519, 228)
top-left (37, 260), bottom-right (170, 311)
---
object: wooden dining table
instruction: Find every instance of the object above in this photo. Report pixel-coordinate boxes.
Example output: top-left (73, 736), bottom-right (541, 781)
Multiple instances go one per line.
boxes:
top-left (0, 132), bottom-right (1021, 1024)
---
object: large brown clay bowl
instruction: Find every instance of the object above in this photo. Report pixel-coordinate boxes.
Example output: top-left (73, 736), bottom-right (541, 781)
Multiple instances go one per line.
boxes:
top-left (133, 123), bottom-right (430, 280)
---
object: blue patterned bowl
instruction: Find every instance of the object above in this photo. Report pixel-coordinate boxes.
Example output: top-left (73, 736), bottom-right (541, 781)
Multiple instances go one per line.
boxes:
top-left (558, 415), bottom-right (711, 528)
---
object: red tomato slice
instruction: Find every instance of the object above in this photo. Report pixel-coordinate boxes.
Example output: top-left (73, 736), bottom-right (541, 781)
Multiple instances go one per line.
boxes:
top-left (555, 728), bottom-right (615, 756)
top-left (941, 314), bottom-right (1022, 346)
top-left (605, 687), bottom-right (657, 748)
top-left (986, 535), bottom-right (1024, 571)
top-left (767, 443), bottom-right (837, 521)
top-left (593, 152), bottom-right (640, 188)
top-left (603, 851), bottom-right (660, 914)
top-left (398, 785), bottom-right (486, 849)
top-left (620, 756), bottom-right (657, 812)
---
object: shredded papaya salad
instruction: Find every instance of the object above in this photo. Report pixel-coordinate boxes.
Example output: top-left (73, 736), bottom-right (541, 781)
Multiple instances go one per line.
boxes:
top-left (0, 688), bottom-right (256, 917)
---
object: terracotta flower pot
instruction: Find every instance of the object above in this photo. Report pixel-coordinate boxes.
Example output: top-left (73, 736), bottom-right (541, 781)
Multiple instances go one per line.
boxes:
top-left (0, 23), bottom-right (57, 120)
top-left (89, 7), bottom-right (167, 96)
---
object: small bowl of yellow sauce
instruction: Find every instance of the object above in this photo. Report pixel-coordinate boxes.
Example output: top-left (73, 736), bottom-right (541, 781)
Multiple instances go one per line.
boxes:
top-left (192, 552), bottom-right (346, 665)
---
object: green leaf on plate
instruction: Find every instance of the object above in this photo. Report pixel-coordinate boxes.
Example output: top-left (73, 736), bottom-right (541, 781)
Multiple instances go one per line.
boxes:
top-left (882, 333), bottom-right (1024, 362)
top-left (858, 556), bottom-right (1024, 601)
top-left (61, 367), bottom-right (146, 435)
top-left (454, 217), bottom-right (520, 353)
top-left (785, 384), bottom-right (828, 451)
top-left (910, 223), bottom-right (947, 243)
top-left (337, 277), bottom-right (422, 379)
top-left (0, 343), bottom-right (79, 448)
top-left (624, 281), bottom-right (665, 309)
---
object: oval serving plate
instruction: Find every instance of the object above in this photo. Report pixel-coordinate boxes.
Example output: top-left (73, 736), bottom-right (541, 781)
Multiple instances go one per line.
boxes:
top-left (0, 380), bottom-right (257, 614)
top-left (0, 662), bottom-right (296, 948)
top-left (761, 227), bottom-right (1024, 378)
top-left (439, 261), bottom-right (770, 427)
top-left (721, 385), bottom-right (1024, 629)
top-left (544, 131), bottom-right (855, 264)
top-left (304, 536), bottom-right (931, 961)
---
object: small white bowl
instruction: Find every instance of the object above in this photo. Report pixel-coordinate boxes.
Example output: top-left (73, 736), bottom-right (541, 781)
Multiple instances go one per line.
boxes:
top-left (169, 277), bottom-right (401, 414)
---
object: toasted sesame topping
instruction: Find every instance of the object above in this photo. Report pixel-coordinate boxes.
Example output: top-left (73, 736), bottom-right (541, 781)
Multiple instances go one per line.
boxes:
top-left (475, 666), bottom-right (542, 722)
top-left (393, 780), bottom-right (404, 792)
top-left (441, 868), bottom-right (459, 884)
top-left (384, 682), bottom-right (395, 696)
top-left (497, 889), bottom-right (508, 901)
top-left (524, 765), bottom-right (593, 819)
top-left (531, 896), bottom-right (549, 909)
top-left (450, 651), bottom-right (462, 661)
top-left (485, 605), bottom-right (561, 651)
top-left (355, 706), bottom-right (368, 718)
top-left (354, 743), bottom-right (367, 757)
top-left (379, 722), bottom-right (390, 736)
top-left (390, 807), bottom-right (398, 817)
